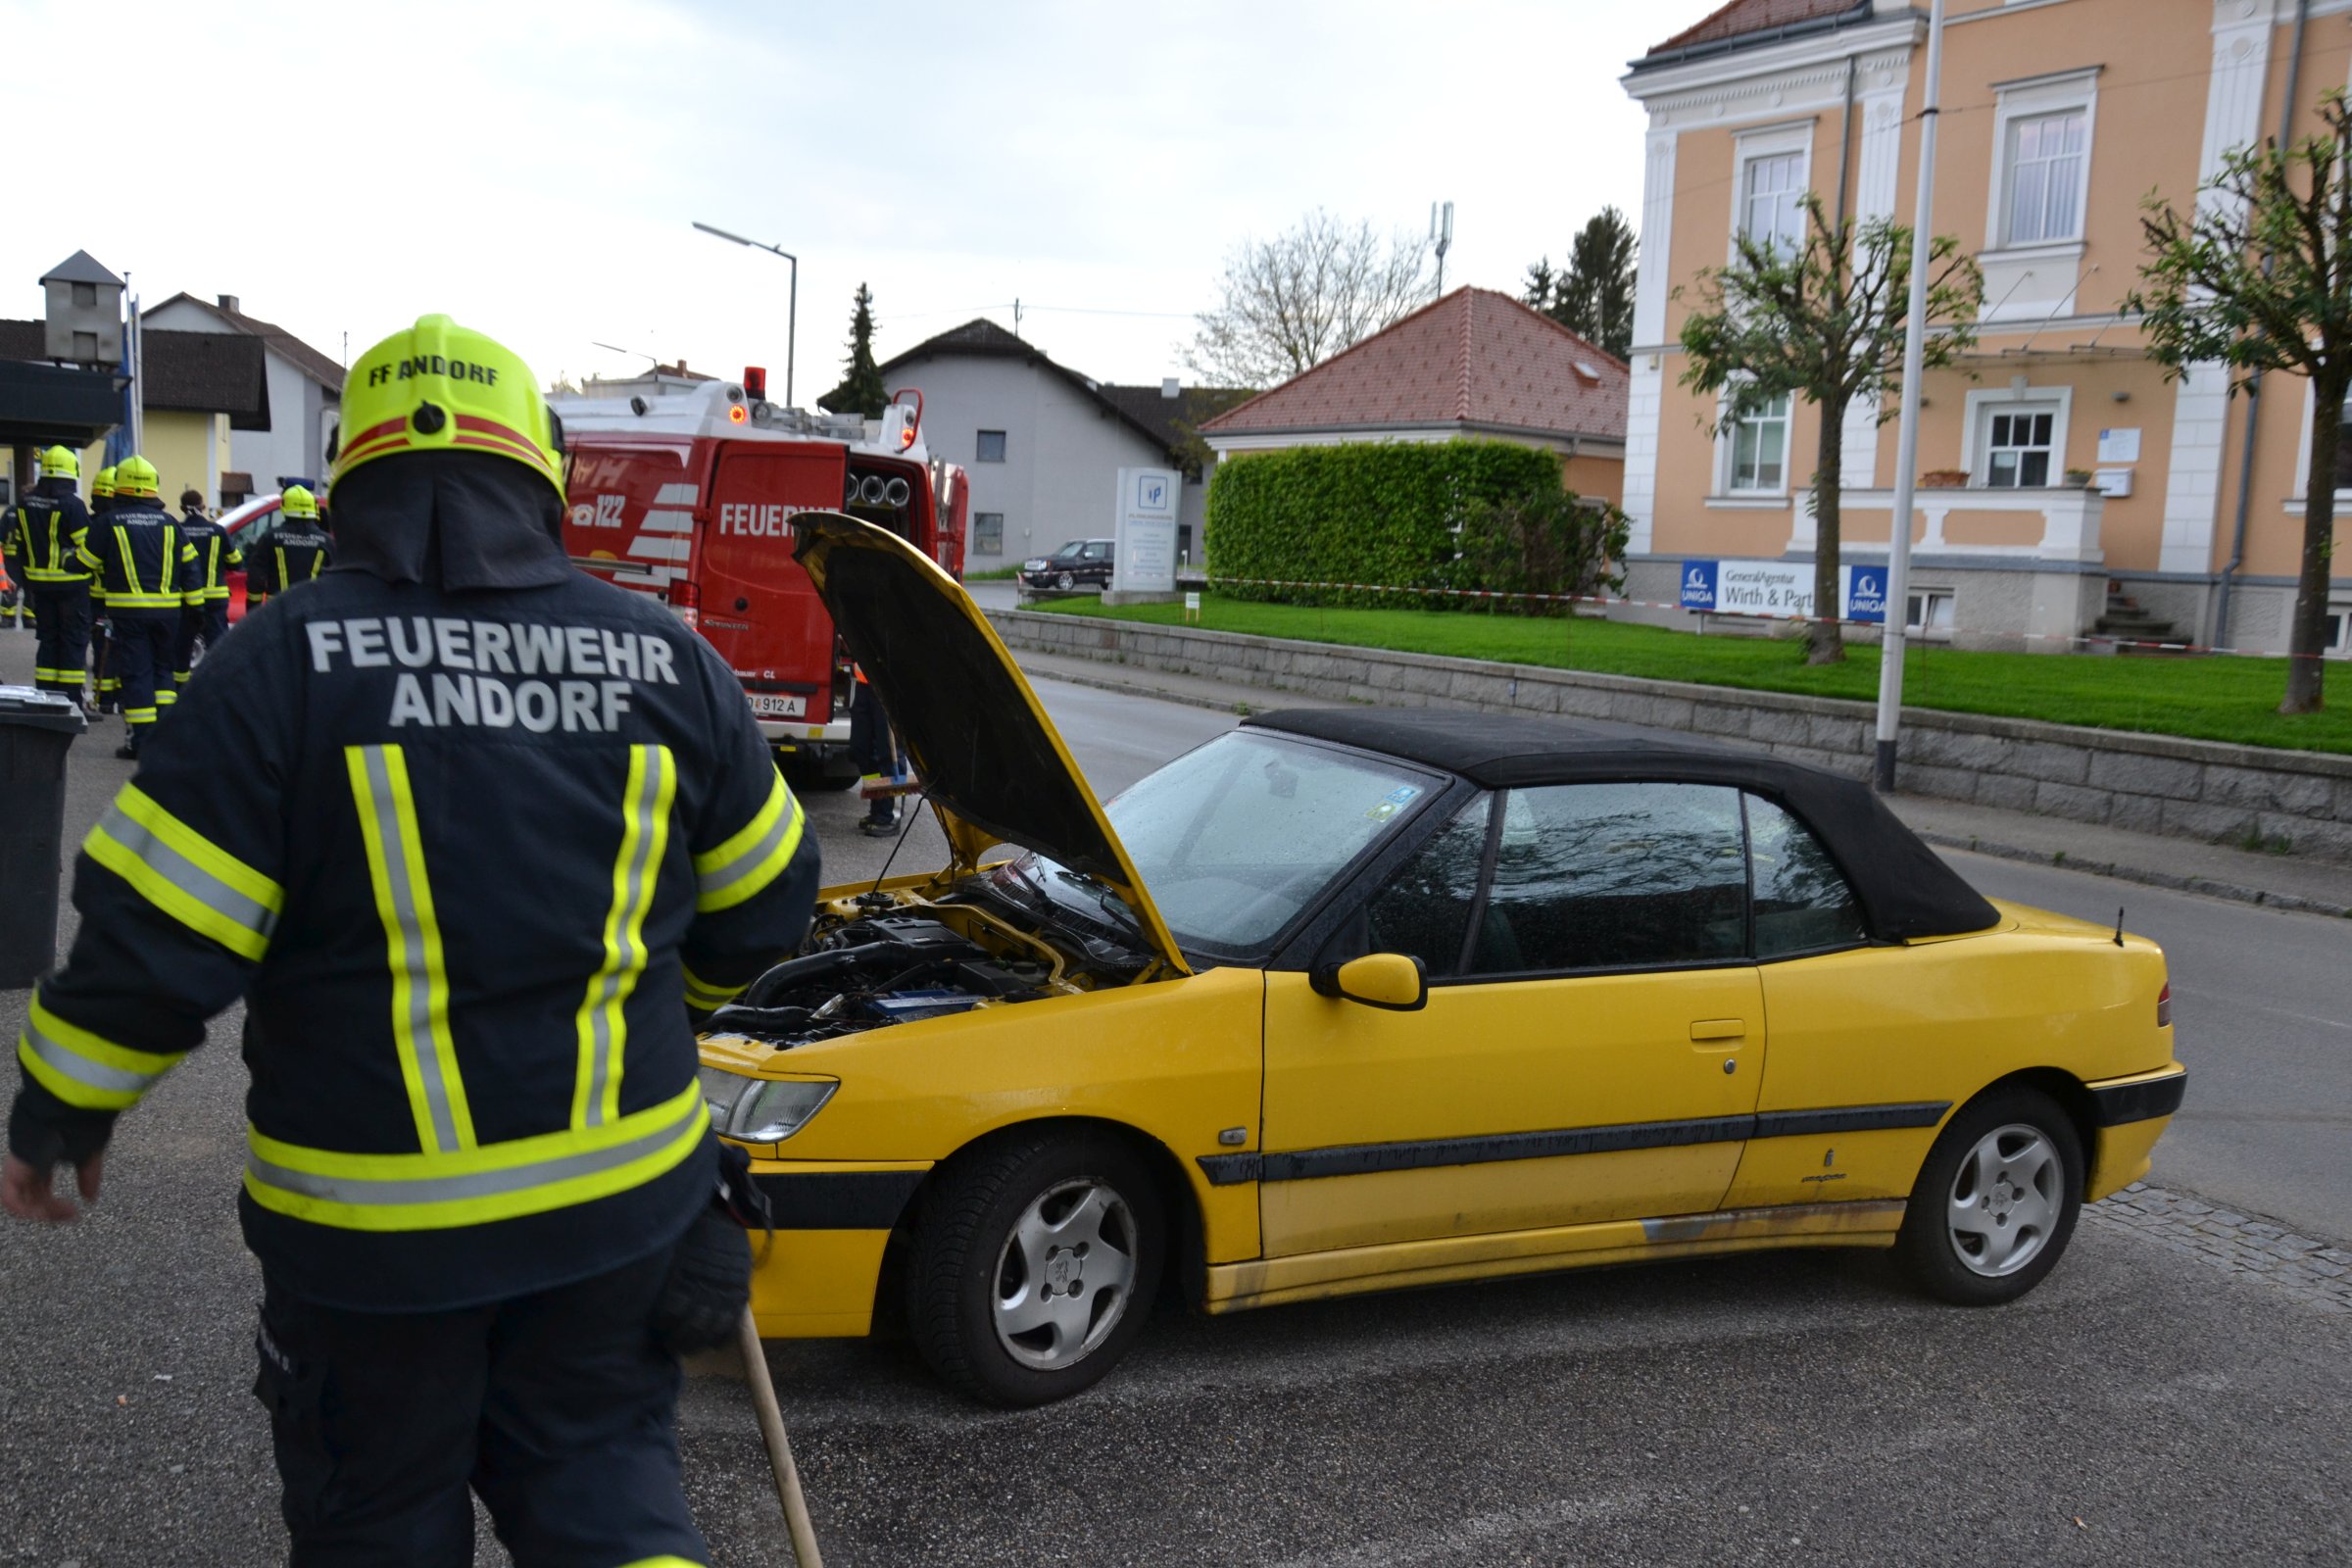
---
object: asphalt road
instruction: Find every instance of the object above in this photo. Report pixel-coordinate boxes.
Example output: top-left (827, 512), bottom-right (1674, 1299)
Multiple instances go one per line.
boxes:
top-left (2, 637), bottom-right (2348, 1566)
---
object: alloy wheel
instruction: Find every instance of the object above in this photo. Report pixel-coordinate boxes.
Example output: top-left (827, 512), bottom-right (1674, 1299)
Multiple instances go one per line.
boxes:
top-left (992, 1177), bottom-right (1139, 1371)
top-left (1945, 1122), bottom-right (2062, 1277)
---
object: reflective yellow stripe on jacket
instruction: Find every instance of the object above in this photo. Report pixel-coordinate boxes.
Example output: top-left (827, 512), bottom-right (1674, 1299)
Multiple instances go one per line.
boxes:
top-left (692, 771), bottom-right (804, 912)
top-left (681, 964), bottom-right (742, 1012)
top-left (572, 745), bottom-right (676, 1130)
top-left (83, 784), bottom-right (283, 960)
top-left (17, 997), bottom-right (186, 1110)
top-left (243, 1080), bottom-right (710, 1232)
top-left (348, 744), bottom-right (476, 1155)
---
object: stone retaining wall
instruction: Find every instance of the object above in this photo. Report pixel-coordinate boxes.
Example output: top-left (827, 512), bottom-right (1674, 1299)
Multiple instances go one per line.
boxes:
top-left (989, 609), bottom-right (2352, 865)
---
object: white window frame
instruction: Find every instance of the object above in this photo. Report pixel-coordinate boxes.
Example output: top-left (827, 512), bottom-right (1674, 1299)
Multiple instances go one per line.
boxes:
top-left (1729, 121), bottom-right (1814, 258)
top-left (2284, 384), bottom-right (2352, 513)
top-left (1720, 387), bottom-right (1794, 496)
top-left (1984, 69), bottom-right (2099, 256)
top-left (2324, 602), bottom-right (2352, 660)
top-left (1962, 385), bottom-right (2074, 489)
top-left (1906, 588), bottom-right (1957, 643)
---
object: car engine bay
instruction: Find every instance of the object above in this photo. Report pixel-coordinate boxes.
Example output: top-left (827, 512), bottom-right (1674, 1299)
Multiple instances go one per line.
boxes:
top-left (700, 867), bottom-right (1157, 1052)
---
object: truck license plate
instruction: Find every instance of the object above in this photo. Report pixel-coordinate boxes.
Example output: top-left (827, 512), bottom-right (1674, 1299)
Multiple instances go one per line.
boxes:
top-left (748, 692), bottom-right (807, 719)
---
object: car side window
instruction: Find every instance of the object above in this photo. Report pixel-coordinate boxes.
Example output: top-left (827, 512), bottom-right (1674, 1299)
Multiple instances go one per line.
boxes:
top-left (1468, 783), bottom-right (1747, 975)
top-left (1745, 794), bottom-right (1867, 958)
top-left (1364, 796), bottom-right (1491, 978)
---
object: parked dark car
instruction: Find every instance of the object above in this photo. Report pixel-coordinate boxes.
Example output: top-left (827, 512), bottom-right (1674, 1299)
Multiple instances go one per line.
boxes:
top-left (1020, 537), bottom-right (1114, 590)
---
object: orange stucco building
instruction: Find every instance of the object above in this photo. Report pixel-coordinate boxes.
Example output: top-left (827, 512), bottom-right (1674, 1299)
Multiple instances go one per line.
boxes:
top-left (1622, 0), bottom-right (2352, 655)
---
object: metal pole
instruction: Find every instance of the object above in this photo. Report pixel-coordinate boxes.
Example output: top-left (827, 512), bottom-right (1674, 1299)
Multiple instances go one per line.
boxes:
top-left (693, 220), bottom-right (801, 407)
top-left (1873, 0), bottom-right (1945, 793)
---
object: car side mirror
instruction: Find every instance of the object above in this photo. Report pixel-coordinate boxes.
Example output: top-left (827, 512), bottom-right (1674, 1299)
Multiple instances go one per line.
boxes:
top-left (1309, 953), bottom-right (1428, 1012)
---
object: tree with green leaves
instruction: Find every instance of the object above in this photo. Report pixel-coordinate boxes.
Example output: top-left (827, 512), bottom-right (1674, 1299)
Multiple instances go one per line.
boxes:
top-left (1530, 208), bottom-right (1639, 358)
top-left (818, 282), bottom-right (888, 418)
top-left (1677, 194), bottom-right (1982, 663)
top-left (2128, 91), bottom-right (2352, 714)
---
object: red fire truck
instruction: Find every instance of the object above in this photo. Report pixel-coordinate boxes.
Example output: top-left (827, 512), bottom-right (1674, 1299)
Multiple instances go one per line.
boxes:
top-left (554, 374), bottom-right (966, 788)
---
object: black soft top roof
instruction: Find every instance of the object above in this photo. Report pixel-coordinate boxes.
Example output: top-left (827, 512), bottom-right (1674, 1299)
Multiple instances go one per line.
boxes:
top-left (1243, 708), bottom-right (1998, 943)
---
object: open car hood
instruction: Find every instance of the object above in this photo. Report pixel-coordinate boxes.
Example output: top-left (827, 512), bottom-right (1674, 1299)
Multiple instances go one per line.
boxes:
top-left (793, 513), bottom-right (1191, 977)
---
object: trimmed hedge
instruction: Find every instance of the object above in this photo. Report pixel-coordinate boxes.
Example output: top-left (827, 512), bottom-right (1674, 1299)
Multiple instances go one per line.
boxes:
top-left (1203, 440), bottom-right (1569, 609)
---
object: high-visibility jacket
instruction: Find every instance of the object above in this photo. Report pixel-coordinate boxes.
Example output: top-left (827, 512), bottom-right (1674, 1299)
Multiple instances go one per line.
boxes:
top-left (175, 513), bottom-right (241, 603)
top-left (80, 498), bottom-right (186, 614)
top-left (7, 476), bottom-right (94, 586)
top-left (247, 522), bottom-right (332, 598)
top-left (15, 567), bottom-right (820, 1310)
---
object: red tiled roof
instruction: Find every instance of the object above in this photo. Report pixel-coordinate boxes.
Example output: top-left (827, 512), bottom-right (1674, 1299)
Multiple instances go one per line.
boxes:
top-left (1199, 288), bottom-right (1627, 443)
top-left (1648, 0), bottom-right (1863, 57)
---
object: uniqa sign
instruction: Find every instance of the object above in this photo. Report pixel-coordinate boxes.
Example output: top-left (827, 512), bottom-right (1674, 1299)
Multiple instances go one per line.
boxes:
top-left (1679, 560), bottom-right (1888, 623)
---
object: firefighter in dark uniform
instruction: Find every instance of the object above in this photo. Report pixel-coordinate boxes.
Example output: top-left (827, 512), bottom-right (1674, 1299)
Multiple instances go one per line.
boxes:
top-left (78, 456), bottom-right (185, 759)
top-left (6, 446), bottom-right (95, 701)
top-left (3, 315), bottom-right (819, 1568)
top-left (246, 483), bottom-right (332, 606)
top-left (88, 465), bottom-right (121, 711)
top-left (172, 486), bottom-right (239, 693)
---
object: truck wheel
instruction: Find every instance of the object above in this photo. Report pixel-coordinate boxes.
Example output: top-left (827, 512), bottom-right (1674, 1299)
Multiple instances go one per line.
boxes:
top-left (908, 1130), bottom-right (1163, 1407)
top-left (1899, 1087), bottom-right (2082, 1307)
top-left (778, 752), bottom-right (860, 793)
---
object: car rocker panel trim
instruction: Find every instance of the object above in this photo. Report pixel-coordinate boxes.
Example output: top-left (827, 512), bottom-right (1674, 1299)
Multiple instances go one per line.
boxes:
top-left (1197, 1101), bottom-right (1953, 1187)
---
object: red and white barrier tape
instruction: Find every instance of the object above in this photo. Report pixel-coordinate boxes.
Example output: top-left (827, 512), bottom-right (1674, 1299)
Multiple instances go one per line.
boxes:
top-left (1193, 575), bottom-right (2334, 662)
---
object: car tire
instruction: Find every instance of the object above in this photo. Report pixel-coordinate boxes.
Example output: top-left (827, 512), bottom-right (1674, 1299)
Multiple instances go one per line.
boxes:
top-left (907, 1129), bottom-right (1164, 1407)
top-left (1899, 1086), bottom-right (2082, 1307)
top-left (1055, 570), bottom-right (1075, 590)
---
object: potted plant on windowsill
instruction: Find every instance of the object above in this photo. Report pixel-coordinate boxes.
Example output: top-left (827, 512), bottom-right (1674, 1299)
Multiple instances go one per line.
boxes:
top-left (1920, 468), bottom-right (1969, 489)
top-left (2063, 467), bottom-right (2095, 488)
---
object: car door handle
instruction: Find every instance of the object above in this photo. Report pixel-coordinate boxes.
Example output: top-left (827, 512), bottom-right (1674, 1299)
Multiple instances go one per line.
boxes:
top-left (1689, 1019), bottom-right (1747, 1042)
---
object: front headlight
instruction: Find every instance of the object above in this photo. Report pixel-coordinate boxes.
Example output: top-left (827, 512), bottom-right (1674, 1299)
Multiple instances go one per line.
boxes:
top-left (699, 1067), bottom-right (837, 1143)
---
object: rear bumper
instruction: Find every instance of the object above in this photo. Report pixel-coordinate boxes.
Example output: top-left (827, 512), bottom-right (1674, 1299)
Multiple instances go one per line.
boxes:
top-left (761, 714), bottom-right (851, 747)
top-left (2083, 1063), bottom-right (2187, 1200)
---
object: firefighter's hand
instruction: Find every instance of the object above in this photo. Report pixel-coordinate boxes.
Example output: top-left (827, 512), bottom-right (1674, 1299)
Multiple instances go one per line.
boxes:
top-left (0, 1152), bottom-right (104, 1222)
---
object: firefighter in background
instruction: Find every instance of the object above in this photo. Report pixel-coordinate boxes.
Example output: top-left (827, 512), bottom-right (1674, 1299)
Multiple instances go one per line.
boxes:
top-left (77, 456), bottom-right (184, 759)
top-left (0, 561), bottom-right (20, 631)
top-left (4, 314), bottom-right (818, 1568)
top-left (245, 484), bottom-right (332, 606)
top-left (6, 446), bottom-right (93, 699)
top-left (849, 662), bottom-right (914, 836)
top-left (89, 464), bottom-right (119, 712)
top-left (172, 486), bottom-right (238, 692)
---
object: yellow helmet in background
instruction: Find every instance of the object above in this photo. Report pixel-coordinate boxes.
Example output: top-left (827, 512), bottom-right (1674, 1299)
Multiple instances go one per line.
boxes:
top-left (39, 445), bottom-right (77, 478)
top-left (93, 465), bottom-right (117, 499)
top-left (282, 484), bottom-right (318, 520)
top-left (332, 314), bottom-right (564, 501)
top-left (115, 456), bottom-right (160, 497)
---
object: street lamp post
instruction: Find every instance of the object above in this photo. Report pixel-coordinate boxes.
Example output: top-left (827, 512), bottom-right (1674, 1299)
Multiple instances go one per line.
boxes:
top-left (693, 220), bottom-right (798, 409)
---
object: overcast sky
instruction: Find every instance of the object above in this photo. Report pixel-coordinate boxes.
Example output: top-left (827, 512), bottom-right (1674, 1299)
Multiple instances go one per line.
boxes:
top-left (6, 0), bottom-right (1713, 399)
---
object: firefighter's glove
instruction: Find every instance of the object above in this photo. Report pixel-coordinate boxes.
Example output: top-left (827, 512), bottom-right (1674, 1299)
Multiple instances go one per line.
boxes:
top-left (651, 1142), bottom-right (770, 1356)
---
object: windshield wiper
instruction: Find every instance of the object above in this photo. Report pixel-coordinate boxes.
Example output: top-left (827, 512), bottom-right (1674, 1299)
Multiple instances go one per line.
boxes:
top-left (1053, 867), bottom-right (1143, 938)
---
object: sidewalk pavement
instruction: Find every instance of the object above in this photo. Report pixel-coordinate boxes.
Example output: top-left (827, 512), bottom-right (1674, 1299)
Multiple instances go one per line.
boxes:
top-left (1007, 645), bottom-right (2352, 920)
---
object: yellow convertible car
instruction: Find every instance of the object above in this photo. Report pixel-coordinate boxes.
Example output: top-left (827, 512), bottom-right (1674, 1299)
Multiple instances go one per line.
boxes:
top-left (698, 514), bottom-right (2187, 1406)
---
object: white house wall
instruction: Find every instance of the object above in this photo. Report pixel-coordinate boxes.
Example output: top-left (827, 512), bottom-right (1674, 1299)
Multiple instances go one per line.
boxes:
top-left (142, 299), bottom-right (335, 498)
top-left (899, 355), bottom-right (1176, 566)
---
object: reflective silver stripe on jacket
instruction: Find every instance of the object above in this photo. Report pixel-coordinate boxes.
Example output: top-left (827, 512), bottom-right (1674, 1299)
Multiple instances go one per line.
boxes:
top-left (353, 745), bottom-right (466, 1154)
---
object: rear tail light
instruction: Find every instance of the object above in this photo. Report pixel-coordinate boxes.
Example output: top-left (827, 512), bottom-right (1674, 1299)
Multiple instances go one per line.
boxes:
top-left (832, 641), bottom-right (855, 716)
top-left (2156, 982), bottom-right (2173, 1029)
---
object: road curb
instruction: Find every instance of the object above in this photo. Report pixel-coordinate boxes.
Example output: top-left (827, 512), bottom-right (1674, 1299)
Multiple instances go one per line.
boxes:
top-left (1910, 829), bottom-right (2352, 918)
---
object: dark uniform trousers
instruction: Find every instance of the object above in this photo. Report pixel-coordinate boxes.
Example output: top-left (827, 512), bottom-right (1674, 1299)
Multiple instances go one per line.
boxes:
top-left (108, 610), bottom-right (179, 732)
top-left (256, 1246), bottom-right (702, 1568)
top-left (173, 598), bottom-right (230, 688)
top-left (29, 584), bottom-right (90, 697)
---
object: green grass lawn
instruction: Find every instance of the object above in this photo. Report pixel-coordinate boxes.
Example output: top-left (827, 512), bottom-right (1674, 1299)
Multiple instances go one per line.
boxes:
top-left (1035, 595), bottom-right (2352, 755)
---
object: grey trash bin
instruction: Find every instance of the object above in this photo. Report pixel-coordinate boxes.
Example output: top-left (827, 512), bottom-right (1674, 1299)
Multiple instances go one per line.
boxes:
top-left (0, 686), bottom-right (89, 988)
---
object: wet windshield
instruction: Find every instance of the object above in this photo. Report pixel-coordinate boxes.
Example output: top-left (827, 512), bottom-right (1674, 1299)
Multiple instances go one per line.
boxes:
top-left (1020, 730), bottom-right (1438, 962)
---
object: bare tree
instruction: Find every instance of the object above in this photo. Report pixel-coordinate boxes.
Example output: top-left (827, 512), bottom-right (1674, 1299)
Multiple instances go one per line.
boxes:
top-left (2129, 91), bottom-right (2352, 714)
top-left (1679, 193), bottom-right (1981, 663)
top-left (1186, 211), bottom-right (1434, 388)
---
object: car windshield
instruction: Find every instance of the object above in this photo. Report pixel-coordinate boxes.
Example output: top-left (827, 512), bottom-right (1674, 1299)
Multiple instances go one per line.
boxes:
top-left (1050, 542), bottom-right (1088, 561)
top-left (1063, 730), bottom-right (1438, 960)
